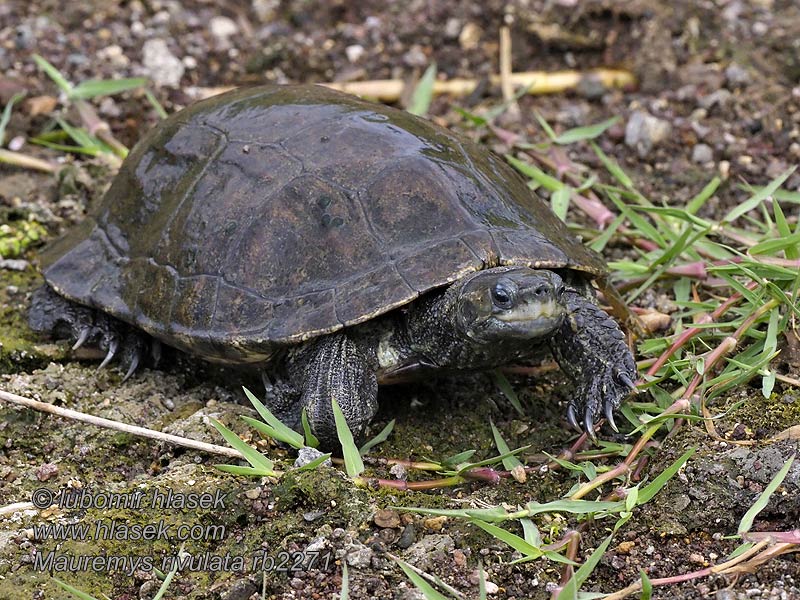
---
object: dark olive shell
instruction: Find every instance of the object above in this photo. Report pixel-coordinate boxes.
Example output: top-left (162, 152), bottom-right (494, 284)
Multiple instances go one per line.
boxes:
top-left (40, 84), bottom-right (606, 361)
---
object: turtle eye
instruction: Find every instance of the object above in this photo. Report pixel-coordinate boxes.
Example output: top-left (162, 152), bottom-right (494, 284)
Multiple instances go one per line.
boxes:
top-left (491, 282), bottom-right (515, 309)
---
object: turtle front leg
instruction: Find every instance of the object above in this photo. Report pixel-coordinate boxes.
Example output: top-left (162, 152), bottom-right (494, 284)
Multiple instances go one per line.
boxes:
top-left (281, 333), bottom-right (378, 450)
top-left (28, 284), bottom-right (150, 380)
top-left (549, 288), bottom-right (637, 435)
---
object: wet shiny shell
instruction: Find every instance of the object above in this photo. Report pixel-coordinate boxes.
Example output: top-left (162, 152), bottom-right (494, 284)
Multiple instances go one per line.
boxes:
top-left (40, 84), bottom-right (606, 362)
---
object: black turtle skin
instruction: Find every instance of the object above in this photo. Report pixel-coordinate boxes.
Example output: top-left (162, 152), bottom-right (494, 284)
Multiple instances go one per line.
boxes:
top-left (28, 84), bottom-right (636, 448)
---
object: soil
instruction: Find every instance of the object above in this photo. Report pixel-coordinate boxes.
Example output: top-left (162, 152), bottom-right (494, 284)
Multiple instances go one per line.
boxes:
top-left (1, 1), bottom-right (799, 599)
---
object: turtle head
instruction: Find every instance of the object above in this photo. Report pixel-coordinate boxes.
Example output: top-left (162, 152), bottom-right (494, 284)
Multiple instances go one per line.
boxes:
top-left (453, 267), bottom-right (567, 343)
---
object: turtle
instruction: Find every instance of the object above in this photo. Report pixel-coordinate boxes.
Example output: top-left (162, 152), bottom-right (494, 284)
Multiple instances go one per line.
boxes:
top-left (28, 84), bottom-right (637, 448)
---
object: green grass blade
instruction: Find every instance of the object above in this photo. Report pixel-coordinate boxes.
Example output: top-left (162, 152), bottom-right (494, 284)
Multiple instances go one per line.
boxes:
top-left (359, 419), bottom-right (395, 455)
top-left (393, 557), bottom-right (453, 600)
top-left (506, 155), bottom-right (564, 191)
top-left (295, 453), bottom-right (332, 471)
top-left (553, 116), bottom-right (619, 144)
top-left (591, 141), bottom-right (633, 190)
top-left (241, 415), bottom-right (297, 447)
top-left (145, 89), bottom-right (169, 119)
top-left (724, 167), bottom-right (795, 223)
top-left (213, 464), bottom-right (274, 476)
top-left (208, 418), bottom-right (275, 474)
top-left (53, 579), bottom-right (100, 600)
top-left (520, 518), bottom-right (541, 546)
top-left (686, 177), bottom-right (721, 214)
top-left (152, 545), bottom-right (180, 600)
top-left (33, 54), bottom-right (73, 94)
top-left (340, 562), bottom-right (349, 600)
top-left (71, 77), bottom-right (148, 99)
top-left (636, 447), bottom-right (696, 504)
top-left (0, 92), bottom-right (25, 147)
top-left (470, 519), bottom-right (544, 561)
top-left (738, 455), bottom-right (795, 535)
top-left (551, 186), bottom-right (571, 221)
top-left (534, 112), bottom-right (558, 140)
top-left (490, 370), bottom-right (525, 416)
top-left (557, 533), bottom-right (614, 598)
top-left (242, 386), bottom-right (305, 449)
top-left (331, 398), bottom-right (365, 477)
top-left (301, 408), bottom-right (320, 448)
top-left (639, 569), bottom-right (653, 600)
top-left (490, 420), bottom-right (523, 470)
top-left (407, 63), bottom-right (437, 116)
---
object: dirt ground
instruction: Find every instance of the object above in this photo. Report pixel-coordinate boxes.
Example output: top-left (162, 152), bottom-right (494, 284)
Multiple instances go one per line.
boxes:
top-left (0, 0), bottom-right (799, 599)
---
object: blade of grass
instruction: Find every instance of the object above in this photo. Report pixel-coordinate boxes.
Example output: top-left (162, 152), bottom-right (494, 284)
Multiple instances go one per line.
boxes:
top-left (738, 455), bottom-right (795, 535)
top-left (724, 167), bottom-right (796, 223)
top-left (0, 92), bottom-right (25, 146)
top-left (71, 78), bottom-right (147, 99)
top-left (359, 419), bottom-right (395, 455)
top-left (242, 386), bottom-right (305, 449)
top-left (393, 556), bottom-right (453, 600)
top-left (490, 420), bottom-right (523, 470)
top-left (53, 579), bottom-right (100, 600)
top-left (145, 89), bottom-right (169, 119)
top-left (208, 418), bottom-right (276, 475)
top-left (33, 54), bottom-right (73, 94)
top-left (553, 116), bottom-right (620, 145)
top-left (407, 63), bottom-right (437, 116)
top-left (331, 398), bottom-right (365, 477)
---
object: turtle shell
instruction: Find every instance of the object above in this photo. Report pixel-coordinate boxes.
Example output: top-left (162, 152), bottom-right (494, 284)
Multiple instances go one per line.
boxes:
top-left (39, 84), bottom-right (606, 362)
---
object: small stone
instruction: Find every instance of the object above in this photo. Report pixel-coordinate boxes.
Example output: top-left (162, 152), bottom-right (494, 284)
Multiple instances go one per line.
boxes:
top-left (244, 487), bottom-right (261, 499)
top-left (459, 22), bottom-right (482, 50)
top-left (510, 464), bottom-right (527, 483)
top-left (35, 463), bottom-right (58, 481)
top-left (689, 552), bottom-right (705, 564)
top-left (345, 45), bottom-right (364, 63)
top-left (403, 45), bottom-right (428, 68)
top-left (0, 259), bottom-right (29, 271)
top-left (444, 18), bottom-right (462, 39)
top-left (24, 95), bottom-right (58, 117)
top-left (209, 16), bottom-right (238, 42)
top-left (423, 516), bottom-right (447, 531)
top-left (692, 143), bottom-right (713, 164)
top-left (8, 136), bottom-right (24, 151)
top-left (142, 39), bottom-right (185, 88)
top-left (625, 111), bottom-right (672, 158)
top-left (252, 0), bottom-right (280, 23)
top-left (293, 446), bottom-right (331, 468)
top-left (397, 524), bottom-right (416, 549)
top-left (343, 541), bottom-right (373, 568)
top-left (484, 580), bottom-right (500, 594)
top-left (374, 509), bottom-right (401, 528)
top-left (725, 63), bottom-right (751, 87)
top-left (616, 541), bottom-right (635, 554)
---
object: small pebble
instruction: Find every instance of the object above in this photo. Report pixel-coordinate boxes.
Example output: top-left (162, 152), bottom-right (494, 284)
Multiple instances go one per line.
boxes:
top-left (692, 143), bottom-right (714, 164)
top-left (142, 39), bottom-right (185, 87)
top-left (373, 509), bottom-right (401, 528)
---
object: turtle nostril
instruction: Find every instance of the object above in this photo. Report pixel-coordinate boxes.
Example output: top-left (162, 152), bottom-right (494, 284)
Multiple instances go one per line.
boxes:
top-left (534, 285), bottom-right (550, 298)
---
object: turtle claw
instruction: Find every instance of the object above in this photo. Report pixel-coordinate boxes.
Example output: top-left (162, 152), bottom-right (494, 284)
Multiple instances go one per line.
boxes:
top-left (261, 371), bottom-right (274, 394)
top-left (72, 327), bottom-right (92, 350)
top-left (617, 371), bottom-right (638, 392)
top-left (566, 404), bottom-right (580, 431)
top-left (122, 351), bottom-right (140, 382)
top-left (604, 402), bottom-right (619, 433)
top-left (98, 338), bottom-right (119, 369)
top-left (150, 339), bottom-right (162, 366)
top-left (583, 409), bottom-right (596, 439)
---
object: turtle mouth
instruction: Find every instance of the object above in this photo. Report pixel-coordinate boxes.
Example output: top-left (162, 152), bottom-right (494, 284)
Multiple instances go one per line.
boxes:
top-left (495, 300), bottom-right (564, 323)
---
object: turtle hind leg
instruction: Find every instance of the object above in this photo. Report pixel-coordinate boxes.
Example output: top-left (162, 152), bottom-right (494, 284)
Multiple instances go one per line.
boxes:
top-left (549, 288), bottom-right (637, 436)
top-left (28, 284), bottom-right (150, 380)
top-left (270, 333), bottom-right (378, 451)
